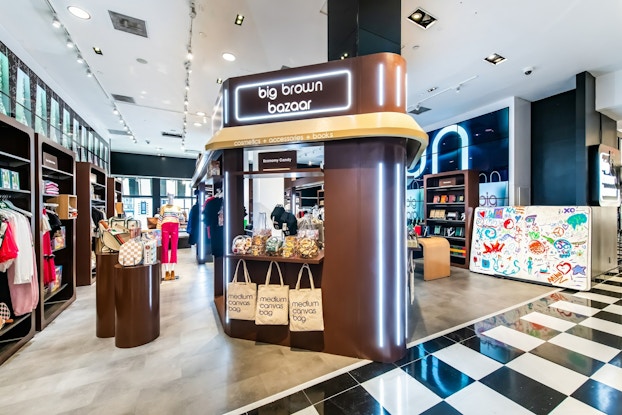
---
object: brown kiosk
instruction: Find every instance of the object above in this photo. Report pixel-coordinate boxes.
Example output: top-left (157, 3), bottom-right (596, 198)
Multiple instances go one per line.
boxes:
top-left (204, 53), bottom-right (428, 362)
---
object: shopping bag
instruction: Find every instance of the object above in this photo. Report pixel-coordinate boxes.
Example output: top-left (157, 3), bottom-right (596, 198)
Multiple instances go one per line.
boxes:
top-left (289, 264), bottom-right (324, 331)
top-left (255, 261), bottom-right (289, 325)
top-left (142, 239), bottom-right (157, 265)
top-left (226, 259), bottom-right (257, 320)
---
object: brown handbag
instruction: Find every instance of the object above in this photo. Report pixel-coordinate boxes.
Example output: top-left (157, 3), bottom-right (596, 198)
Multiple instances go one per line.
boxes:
top-left (147, 217), bottom-right (158, 229)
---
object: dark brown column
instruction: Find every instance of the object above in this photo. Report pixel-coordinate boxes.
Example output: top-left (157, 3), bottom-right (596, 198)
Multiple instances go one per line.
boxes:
top-left (323, 137), bottom-right (408, 362)
top-left (96, 252), bottom-right (118, 338)
top-left (328, 0), bottom-right (401, 61)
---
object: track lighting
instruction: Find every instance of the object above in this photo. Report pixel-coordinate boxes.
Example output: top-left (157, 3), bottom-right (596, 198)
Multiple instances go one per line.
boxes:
top-left (86, 69), bottom-right (93, 77)
top-left (76, 55), bottom-right (84, 64)
top-left (186, 50), bottom-right (193, 60)
top-left (66, 38), bottom-right (74, 48)
top-left (52, 16), bottom-right (62, 29)
top-left (113, 108), bottom-right (119, 115)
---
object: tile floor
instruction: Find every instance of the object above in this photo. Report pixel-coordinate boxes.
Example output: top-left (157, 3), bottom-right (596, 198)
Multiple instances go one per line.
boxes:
top-left (242, 274), bottom-right (622, 415)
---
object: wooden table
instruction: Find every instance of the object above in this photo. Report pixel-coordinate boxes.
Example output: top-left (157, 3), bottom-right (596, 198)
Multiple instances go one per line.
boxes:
top-left (409, 236), bottom-right (450, 280)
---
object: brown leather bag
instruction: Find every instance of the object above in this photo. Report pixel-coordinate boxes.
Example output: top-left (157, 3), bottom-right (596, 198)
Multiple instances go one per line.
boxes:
top-left (147, 217), bottom-right (158, 229)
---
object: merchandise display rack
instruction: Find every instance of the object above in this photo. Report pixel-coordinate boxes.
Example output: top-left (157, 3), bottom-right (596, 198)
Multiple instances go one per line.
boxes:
top-left (0, 113), bottom-right (36, 365)
top-left (34, 134), bottom-right (77, 330)
top-left (76, 162), bottom-right (107, 286)
top-left (424, 170), bottom-right (479, 268)
top-left (106, 177), bottom-right (122, 218)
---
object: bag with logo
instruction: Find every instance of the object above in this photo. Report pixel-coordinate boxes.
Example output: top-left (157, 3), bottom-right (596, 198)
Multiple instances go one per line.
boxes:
top-left (255, 261), bottom-right (289, 325)
top-left (226, 259), bottom-right (257, 320)
top-left (99, 220), bottom-right (131, 252)
top-left (118, 238), bottom-right (144, 266)
top-left (289, 264), bottom-right (324, 331)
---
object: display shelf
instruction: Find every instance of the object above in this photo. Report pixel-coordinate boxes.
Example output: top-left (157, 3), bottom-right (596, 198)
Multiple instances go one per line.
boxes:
top-left (34, 134), bottom-right (77, 331)
top-left (106, 177), bottom-right (122, 218)
top-left (424, 170), bottom-right (478, 269)
top-left (226, 251), bottom-right (324, 265)
top-left (0, 113), bottom-right (35, 365)
top-left (76, 162), bottom-right (105, 286)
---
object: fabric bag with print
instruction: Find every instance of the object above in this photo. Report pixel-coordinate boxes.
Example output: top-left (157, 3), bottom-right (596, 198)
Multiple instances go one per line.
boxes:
top-left (255, 261), bottom-right (289, 325)
top-left (226, 259), bottom-right (257, 321)
top-left (289, 264), bottom-right (324, 331)
top-left (142, 239), bottom-right (157, 265)
top-left (118, 238), bottom-right (144, 266)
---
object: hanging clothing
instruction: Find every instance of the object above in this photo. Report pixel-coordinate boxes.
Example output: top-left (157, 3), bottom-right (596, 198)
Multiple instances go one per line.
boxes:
top-left (0, 221), bottom-right (18, 268)
top-left (187, 203), bottom-right (200, 246)
top-left (42, 209), bottom-right (56, 287)
top-left (203, 197), bottom-right (223, 257)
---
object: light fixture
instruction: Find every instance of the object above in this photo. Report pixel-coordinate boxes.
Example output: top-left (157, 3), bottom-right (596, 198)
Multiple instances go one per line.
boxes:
top-left (340, 52), bottom-right (349, 60)
top-left (455, 85), bottom-right (461, 93)
top-left (184, 109), bottom-right (188, 115)
top-left (186, 49), bottom-right (193, 60)
top-left (196, 111), bottom-right (205, 116)
top-left (86, 68), bottom-right (93, 77)
top-left (113, 108), bottom-right (119, 115)
top-left (93, 47), bottom-right (103, 55)
top-left (407, 8), bottom-right (437, 29)
top-left (194, 122), bottom-right (202, 127)
top-left (67, 6), bottom-right (91, 20)
top-left (484, 53), bottom-right (507, 65)
top-left (184, 99), bottom-right (189, 106)
top-left (234, 14), bottom-right (244, 26)
top-left (76, 55), bottom-right (84, 64)
top-left (427, 87), bottom-right (438, 93)
top-left (222, 52), bottom-right (236, 62)
top-left (66, 38), bottom-right (74, 48)
top-left (119, 119), bottom-right (124, 124)
top-left (185, 82), bottom-right (190, 91)
top-left (216, 78), bottom-right (223, 84)
top-left (123, 126), bottom-right (128, 131)
top-left (52, 16), bottom-right (62, 28)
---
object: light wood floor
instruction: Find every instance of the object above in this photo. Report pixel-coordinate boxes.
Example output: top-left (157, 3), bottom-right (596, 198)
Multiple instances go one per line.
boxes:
top-left (0, 249), bottom-right (555, 414)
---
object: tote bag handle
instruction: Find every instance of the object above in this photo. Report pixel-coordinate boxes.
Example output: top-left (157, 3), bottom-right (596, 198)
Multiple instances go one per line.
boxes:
top-left (295, 263), bottom-right (315, 290)
top-left (231, 259), bottom-right (251, 284)
top-left (264, 261), bottom-right (284, 286)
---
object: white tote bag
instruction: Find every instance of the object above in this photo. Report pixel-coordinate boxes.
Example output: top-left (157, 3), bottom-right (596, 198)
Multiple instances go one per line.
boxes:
top-left (289, 264), bottom-right (324, 332)
top-left (255, 261), bottom-right (289, 325)
top-left (227, 259), bottom-right (257, 321)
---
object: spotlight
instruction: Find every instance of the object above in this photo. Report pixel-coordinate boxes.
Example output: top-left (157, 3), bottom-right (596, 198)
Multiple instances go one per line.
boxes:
top-left (76, 55), bottom-right (84, 64)
top-left (113, 108), bottom-right (119, 115)
top-left (66, 38), bottom-right (74, 48)
top-left (52, 17), bottom-right (62, 29)
top-left (86, 69), bottom-right (93, 77)
top-left (216, 78), bottom-right (223, 84)
top-left (186, 50), bottom-right (193, 60)
top-left (234, 14), bottom-right (245, 26)
top-left (407, 8), bottom-right (437, 29)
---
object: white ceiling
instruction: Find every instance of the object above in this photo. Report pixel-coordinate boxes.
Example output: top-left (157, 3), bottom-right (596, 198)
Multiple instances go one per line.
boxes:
top-left (1, 0), bottom-right (621, 161)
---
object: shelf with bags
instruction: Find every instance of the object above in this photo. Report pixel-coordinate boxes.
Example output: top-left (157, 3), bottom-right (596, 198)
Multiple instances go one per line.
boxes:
top-left (226, 251), bottom-right (324, 265)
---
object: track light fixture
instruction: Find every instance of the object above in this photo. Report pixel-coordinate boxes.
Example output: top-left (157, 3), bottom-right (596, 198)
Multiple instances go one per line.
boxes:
top-left (86, 68), bottom-right (93, 77)
top-left (66, 38), bottom-right (74, 48)
top-left (52, 16), bottom-right (62, 28)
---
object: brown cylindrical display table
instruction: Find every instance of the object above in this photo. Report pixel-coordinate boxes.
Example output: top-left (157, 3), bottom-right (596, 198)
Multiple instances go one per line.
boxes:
top-left (96, 252), bottom-right (119, 338)
top-left (114, 262), bottom-right (161, 348)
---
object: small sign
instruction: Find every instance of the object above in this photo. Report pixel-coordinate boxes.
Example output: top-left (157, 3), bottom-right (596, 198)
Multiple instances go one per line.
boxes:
top-left (258, 150), bottom-right (297, 171)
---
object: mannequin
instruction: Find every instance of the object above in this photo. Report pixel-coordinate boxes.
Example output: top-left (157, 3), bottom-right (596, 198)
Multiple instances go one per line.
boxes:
top-left (159, 193), bottom-right (182, 281)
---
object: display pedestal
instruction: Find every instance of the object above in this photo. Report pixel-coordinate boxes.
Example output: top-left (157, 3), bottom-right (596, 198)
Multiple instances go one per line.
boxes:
top-left (413, 237), bottom-right (451, 280)
top-left (114, 262), bottom-right (161, 348)
top-left (96, 252), bottom-right (118, 338)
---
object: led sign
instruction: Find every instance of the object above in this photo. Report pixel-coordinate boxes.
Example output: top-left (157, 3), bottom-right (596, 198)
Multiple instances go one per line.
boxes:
top-left (234, 70), bottom-right (352, 123)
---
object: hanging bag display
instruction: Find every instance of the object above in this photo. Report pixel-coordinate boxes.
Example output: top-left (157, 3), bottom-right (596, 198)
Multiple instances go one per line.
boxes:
top-left (226, 259), bottom-right (257, 320)
top-left (289, 263), bottom-right (324, 331)
top-left (255, 261), bottom-right (289, 325)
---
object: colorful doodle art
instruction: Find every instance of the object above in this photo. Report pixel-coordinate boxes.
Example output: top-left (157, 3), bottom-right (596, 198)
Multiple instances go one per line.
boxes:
top-left (470, 206), bottom-right (591, 291)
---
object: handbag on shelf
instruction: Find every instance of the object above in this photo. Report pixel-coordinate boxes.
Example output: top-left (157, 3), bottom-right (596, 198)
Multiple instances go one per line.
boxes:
top-left (118, 238), bottom-right (144, 266)
top-left (99, 220), bottom-right (131, 252)
top-left (289, 264), bottom-right (324, 332)
top-left (226, 259), bottom-right (257, 321)
top-left (255, 261), bottom-right (289, 326)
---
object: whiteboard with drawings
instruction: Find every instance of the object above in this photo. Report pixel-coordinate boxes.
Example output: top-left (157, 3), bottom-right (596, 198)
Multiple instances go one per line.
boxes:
top-left (470, 206), bottom-right (591, 291)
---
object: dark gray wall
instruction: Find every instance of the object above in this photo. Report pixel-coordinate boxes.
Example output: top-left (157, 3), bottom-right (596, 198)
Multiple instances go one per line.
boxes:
top-left (111, 152), bottom-right (196, 178)
top-left (531, 90), bottom-right (577, 205)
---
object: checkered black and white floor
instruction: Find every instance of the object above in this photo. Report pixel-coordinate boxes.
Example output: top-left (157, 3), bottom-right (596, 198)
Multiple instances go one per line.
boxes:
top-left (240, 275), bottom-right (622, 415)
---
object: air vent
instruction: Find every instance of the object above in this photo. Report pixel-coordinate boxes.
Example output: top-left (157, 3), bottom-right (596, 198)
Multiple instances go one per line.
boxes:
top-left (111, 94), bottom-right (136, 104)
top-left (409, 106), bottom-right (431, 115)
top-left (108, 11), bottom-right (148, 38)
top-left (108, 129), bottom-right (128, 135)
top-left (161, 131), bottom-right (183, 139)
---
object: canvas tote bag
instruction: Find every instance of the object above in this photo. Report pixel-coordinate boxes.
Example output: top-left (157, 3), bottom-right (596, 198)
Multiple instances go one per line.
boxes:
top-left (226, 259), bottom-right (257, 321)
top-left (255, 261), bottom-right (289, 325)
top-left (289, 264), bottom-right (324, 331)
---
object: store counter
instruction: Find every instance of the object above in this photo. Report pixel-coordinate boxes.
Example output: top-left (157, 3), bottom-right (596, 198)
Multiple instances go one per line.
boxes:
top-left (409, 236), bottom-right (451, 280)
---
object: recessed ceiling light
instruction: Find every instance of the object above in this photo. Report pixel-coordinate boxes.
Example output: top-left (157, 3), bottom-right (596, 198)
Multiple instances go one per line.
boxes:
top-left (484, 53), bottom-right (506, 65)
top-left (234, 14), bottom-right (245, 26)
top-left (93, 47), bottom-right (103, 55)
top-left (222, 52), bottom-right (236, 62)
top-left (407, 8), bottom-right (437, 29)
top-left (194, 122), bottom-right (202, 127)
top-left (216, 78), bottom-right (223, 84)
top-left (196, 111), bottom-right (205, 116)
top-left (136, 58), bottom-right (148, 64)
top-left (67, 6), bottom-right (91, 20)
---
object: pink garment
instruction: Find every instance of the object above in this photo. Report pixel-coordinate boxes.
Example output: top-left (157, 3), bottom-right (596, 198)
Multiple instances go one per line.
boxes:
top-left (161, 222), bottom-right (179, 264)
top-left (7, 229), bottom-right (39, 316)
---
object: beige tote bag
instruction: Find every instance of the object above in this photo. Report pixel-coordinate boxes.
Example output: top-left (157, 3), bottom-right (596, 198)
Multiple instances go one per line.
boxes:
top-left (227, 259), bottom-right (257, 321)
top-left (289, 264), bottom-right (324, 331)
top-left (255, 261), bottom-right (289, 325)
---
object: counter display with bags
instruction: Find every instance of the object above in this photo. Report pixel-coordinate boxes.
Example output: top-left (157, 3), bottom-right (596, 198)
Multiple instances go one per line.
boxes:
top-left (255, 261), bottom-right (288, 325)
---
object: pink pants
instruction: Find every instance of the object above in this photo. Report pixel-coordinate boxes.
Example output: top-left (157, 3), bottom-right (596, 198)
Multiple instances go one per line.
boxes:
top-left (161, 222), bottom-right (179, 264)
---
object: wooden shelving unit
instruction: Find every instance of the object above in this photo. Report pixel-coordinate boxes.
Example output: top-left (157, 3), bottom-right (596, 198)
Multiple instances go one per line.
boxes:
top-left (424, 170), bottom-right (479, 268)
top-left (0, 113), bottom-right (36, 365)
top-left (34, 134), bottom-right (77, 330)
top-left (76, 162), bottom-right (106, 286)
top-left (106, 177), bottom-right (122, 218)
